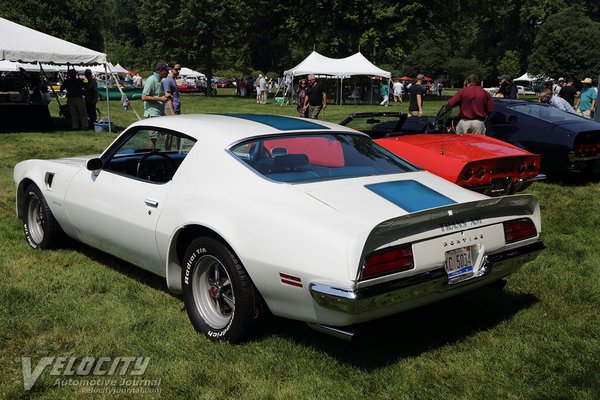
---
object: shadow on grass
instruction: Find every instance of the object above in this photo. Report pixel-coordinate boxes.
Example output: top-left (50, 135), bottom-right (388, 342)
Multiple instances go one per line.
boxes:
top-left (263, 286), bottom-right (538, 370)
top-left (543, 170), bottom-right (600, 187)
top-left (66, 240), bottom-right (537, 370)
top-left (69, 240), bottom-right (175, 297)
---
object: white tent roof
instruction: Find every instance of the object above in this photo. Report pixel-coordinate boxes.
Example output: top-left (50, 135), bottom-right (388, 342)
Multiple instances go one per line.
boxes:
top-left (0, 60), bottom-right (59, 72)
top-left (0, 17), bottom-right (107, 65)
top-left (284, 51), bottom-right (391, 79)
top-left (180, 67), bottom-right (206, 78)
top-left (514, 73), bottom-right (549, 82)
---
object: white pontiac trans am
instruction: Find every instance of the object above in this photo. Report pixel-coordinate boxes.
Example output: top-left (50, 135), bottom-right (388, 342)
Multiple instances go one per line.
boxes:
top-left (14, 114), bottom-right (545, 342)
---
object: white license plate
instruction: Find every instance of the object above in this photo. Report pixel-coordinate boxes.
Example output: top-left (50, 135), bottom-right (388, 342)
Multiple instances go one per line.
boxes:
top-left (444, 246), bottom-right (474, 284)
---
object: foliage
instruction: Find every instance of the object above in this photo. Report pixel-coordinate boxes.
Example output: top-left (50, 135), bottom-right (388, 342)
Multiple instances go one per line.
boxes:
top-left (498, 50), bottom-right (522, 80)
top-left (0, 95), bottom-right (599, 399)
top-left (528, 8), bottom-right (600, 79)
top-left (1, 1), bottom-right (600, 83)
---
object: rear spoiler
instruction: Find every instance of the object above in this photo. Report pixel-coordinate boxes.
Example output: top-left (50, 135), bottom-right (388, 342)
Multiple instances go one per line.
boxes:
top-left (362, 194), bottom-right (540, 261)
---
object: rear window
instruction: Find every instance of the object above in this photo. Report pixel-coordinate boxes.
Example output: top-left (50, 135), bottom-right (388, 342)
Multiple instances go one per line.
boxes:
top-left (230, 133), bottom-right (417, 183)
top-left (508, 103), bottom-right (583, 123)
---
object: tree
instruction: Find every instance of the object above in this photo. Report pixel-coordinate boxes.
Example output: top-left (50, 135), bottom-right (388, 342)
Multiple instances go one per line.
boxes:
top-left (528, 8), bottom-right (600, 78)
top-left (498, 50), bottom-right (521, 80)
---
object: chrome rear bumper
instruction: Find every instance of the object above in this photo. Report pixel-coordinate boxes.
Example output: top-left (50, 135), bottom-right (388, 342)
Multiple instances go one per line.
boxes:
top-left (309, 240), bottom-right (544, 315)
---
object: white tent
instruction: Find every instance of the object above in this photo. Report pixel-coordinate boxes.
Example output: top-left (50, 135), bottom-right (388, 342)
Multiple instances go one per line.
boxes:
top-left (282, 51), bottom-right (391, 105)
top-left (0, 18), bottom-right (138, 129)
top-left (284, 51), bottom-right (390, 79)
top-left (514, 73), bottom-right (548, 82)
top-left (179, 67), bottom-right (206, 78)
top-left (0, 60), bottom-right (60, 72)
top-left (0, 17), bottom-right (107, 65)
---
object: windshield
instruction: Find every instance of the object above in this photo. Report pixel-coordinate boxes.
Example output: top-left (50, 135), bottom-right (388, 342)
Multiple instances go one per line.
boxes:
top-left (230, 133), bottom-right (418, 183)
top-left (508, 103), bottom-right (584, 123)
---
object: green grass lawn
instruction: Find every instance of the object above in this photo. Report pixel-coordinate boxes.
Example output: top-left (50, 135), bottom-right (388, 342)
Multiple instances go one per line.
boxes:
top-left (0, 93), bottom-right (599, 399)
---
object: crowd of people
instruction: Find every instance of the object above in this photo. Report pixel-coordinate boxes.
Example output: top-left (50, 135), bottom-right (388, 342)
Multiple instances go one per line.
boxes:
top-left (134, 58), bottom-right (597, 127)
top-left (59, 68), bottom-right (99, 130)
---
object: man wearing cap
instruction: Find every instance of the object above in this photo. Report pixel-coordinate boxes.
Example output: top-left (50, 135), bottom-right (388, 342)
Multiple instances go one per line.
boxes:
top-left (446, 73), bottom-right (494, 135)
top-left (142, 62), bottom-right (172, 118)
top-left (408, 74), bottom-right (424, 116)
top-left (575, 78), bottom-right (596, 119)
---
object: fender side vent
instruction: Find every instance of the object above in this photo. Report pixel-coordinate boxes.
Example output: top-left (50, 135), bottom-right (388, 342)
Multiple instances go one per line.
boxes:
top-left (44, 172), bottom-right (55, 189)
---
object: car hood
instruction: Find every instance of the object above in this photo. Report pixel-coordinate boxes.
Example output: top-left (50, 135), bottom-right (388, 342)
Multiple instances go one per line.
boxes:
top-left (51, 154), bottom-right (100, 167)
top-left (388, 134), bottom-right (530, 161)
top-left (303, 171), bottom-right (484, 225)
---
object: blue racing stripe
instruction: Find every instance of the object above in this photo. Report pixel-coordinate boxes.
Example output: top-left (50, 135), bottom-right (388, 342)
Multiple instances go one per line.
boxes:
top-left (225, 114), bottom-right (329, 130)
top-left (366, 180), bottom-right (456, 212)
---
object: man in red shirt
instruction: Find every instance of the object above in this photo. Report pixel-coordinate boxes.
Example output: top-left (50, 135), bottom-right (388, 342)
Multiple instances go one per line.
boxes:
top-left (446, 74), bottom-right (494, 134)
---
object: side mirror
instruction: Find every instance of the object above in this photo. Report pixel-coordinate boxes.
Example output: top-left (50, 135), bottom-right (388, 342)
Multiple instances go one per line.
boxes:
top-left (87, 158), bottom-right (103, 171)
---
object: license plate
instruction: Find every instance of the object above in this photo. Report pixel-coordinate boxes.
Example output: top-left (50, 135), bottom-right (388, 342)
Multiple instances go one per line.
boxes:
top-left (445, 246), bottom-right (474, 284)
top-left (490, 177), bottom-right (511, 195)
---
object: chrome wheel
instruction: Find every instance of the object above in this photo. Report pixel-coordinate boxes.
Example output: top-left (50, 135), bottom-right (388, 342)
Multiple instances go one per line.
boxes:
top-left (192, 255), bottom-right (235, 330)
top-left (26, 193), bottom-right (45, 244)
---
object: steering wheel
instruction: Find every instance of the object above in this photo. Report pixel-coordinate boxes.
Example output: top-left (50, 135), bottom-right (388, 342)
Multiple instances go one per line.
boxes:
top-left (136, 152), bottom-right (175, 180)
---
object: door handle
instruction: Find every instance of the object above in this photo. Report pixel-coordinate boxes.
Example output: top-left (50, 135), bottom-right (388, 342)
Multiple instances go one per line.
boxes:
top-left (144, 199), bottom-right (159, 208)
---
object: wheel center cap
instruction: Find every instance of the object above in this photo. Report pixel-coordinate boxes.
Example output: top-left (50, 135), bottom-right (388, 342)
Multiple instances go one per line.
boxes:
top-left (209, 286), bottom-right (220, 299)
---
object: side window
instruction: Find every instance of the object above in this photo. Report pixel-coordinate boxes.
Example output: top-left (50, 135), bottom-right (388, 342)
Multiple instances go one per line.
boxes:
top-left (105, 128), bottom-right (197, 183)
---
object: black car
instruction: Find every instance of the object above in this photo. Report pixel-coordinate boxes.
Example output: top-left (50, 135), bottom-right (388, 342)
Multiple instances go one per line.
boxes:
top-left (401, 99), bottom-right (600, 174)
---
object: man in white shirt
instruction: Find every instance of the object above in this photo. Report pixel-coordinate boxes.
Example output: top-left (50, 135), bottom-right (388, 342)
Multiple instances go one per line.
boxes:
top-left (392, 79), bottom-right (403, 105)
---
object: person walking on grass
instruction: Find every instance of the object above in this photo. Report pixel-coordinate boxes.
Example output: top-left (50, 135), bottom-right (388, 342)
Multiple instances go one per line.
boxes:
top-left (304, 74), bottom-right (326, 119)
top-left (408, 74), bottom-right (424, 116)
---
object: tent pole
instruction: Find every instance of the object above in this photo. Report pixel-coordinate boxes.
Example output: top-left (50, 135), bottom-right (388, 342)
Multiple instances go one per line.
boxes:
top-left (103, 64), bottom-right (111, 132)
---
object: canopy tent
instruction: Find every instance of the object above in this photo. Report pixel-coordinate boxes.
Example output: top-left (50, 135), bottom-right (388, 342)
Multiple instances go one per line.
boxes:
top-left (0, 17), bottom-right (107, 65)
top-left (179, 67), bottom-right (206, 78)
top-left (0, 17), bottom-right (138, 130)
top-left (514, 73), bottom-right (549, 82)
top-left (284, 51), bottom-right (390, 79)
top-left (282, 51), bottom-right (391, 105)
top-left (0, 60), bottom-right (59, 72)
top-left (398, 76), bottom-right (413, 81)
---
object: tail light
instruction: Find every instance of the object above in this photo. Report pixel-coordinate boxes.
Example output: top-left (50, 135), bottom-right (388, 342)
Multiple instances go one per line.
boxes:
top-left (573, 143), bottom-right (600, 158)
top-left (503, 218), bottom-right (537, 243)
top-left (476, 167), bottom-right (485, 179)
top-left (361, 244), bottom-right (414, 280)
top-left (462, 167), bottom-right (473, 182)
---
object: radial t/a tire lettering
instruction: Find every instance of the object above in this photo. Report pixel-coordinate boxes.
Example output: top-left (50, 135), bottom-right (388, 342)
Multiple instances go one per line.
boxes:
top-left (22, 184), bottom-right (64, 249)
top-left (182, 236), bottom-right (264, 343)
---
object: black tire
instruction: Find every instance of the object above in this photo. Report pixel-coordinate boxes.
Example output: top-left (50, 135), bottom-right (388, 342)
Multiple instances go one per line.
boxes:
top-left (182, 237), bottom-right (264, 343)
top-left (22, 184), bottom-right (64, 249)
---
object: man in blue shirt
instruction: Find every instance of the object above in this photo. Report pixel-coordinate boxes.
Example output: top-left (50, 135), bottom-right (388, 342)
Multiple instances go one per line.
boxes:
top-left (163, 61), bottom-right (181, 115)
top-left (539, 88), bottom-right (575, 114)
top-left (575, 78), bottom-right (596, 119)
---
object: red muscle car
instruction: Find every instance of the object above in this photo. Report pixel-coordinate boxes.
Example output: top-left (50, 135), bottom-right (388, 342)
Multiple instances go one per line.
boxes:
top-left (340, 112), bottom-right (545, 196)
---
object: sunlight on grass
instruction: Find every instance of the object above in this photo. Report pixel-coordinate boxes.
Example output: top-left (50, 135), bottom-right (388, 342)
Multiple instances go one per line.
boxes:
top-left (0, 94), bottom-right (599, 399)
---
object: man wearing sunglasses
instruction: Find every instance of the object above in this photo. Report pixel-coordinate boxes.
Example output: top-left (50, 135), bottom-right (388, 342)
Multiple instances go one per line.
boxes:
top-left (163, 61), bottom-right (181, 115)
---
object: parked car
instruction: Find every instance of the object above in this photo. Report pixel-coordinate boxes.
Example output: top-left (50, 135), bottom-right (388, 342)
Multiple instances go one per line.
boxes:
top-left (176, 79), bottom-right (198, 93)
top-left (400, 100), bottom-right (600, 174)
top-left (14, 114), bottom-right (545, 342)
top-left (215, 80), bottom-right (233, 88)
top-left (340, 112), bottom-right (544, 196)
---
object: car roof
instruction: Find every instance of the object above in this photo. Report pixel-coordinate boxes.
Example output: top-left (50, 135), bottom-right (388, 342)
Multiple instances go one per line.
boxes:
top-left (126, 114), bottom-right (361, 145)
